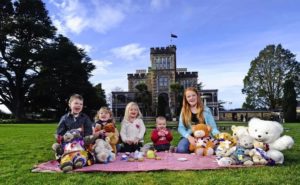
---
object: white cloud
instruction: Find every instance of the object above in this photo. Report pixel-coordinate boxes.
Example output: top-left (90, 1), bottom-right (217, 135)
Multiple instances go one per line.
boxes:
top-left (150, 0), bottom-right (170, 10)
top-left (49, 0), bottom-right (128, 34)
top-left (110, 43), bottom-right (147, 61)
top-left (75, 43), bottom-right (93, 53)
top-left (91, 60), bottom-right (112, 75)
top-left (0, 104), bottom-right (11, 114)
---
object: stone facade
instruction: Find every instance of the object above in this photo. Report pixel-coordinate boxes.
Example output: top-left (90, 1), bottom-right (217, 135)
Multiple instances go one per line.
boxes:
top-left (112, 45), bottom-right (219, 120)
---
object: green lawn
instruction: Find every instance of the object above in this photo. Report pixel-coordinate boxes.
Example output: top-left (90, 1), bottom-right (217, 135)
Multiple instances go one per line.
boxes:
top-left (0, 122), bottom-right (299, 185)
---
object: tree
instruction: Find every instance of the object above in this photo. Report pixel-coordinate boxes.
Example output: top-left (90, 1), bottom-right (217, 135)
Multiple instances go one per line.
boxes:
top-left (0, 0), bottom-right (56, 121)
top-left (27, 35), bottom-right (105, 119)
top-left (242, 44), bottom-right (300, 110)
top-left (135, 83), bottom-right (152, 116)
top-left (282, 80), bottom-right (297, 122)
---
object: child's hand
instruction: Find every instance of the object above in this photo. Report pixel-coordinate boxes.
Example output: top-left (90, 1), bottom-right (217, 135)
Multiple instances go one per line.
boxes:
top-left (126, 140), bottom-right (133, 145)
top-left (133, 138), bottom-right (140, 144)
top-left (158, 130), bottom-right (166, 136)
top-left (188, 136), bottom-right (196, 146)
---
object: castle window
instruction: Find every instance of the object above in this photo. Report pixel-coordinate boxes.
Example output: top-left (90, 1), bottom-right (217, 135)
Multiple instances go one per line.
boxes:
top-left (159, 76), bottom-right (169, 87)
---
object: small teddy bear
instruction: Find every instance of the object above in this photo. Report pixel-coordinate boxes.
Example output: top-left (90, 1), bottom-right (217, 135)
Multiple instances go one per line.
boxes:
top-left (248, 141), bottom-right (268, 165)
top-left (229, 134), bottom-right (254, 166)
top-left (231, 125), bottom-right (249, 143)
top-left (103, 123), bottom-right (119, 154)
top-left (215, 132), bottom-right (236, 158)
top-left (93, 139), bottom-right (116, 163)
top-left (189, 124), bottom-right (216, 156)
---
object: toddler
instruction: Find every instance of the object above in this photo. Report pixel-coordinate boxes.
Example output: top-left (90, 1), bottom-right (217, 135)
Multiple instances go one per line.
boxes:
top-left (151, 116), bottom-right (173, 152)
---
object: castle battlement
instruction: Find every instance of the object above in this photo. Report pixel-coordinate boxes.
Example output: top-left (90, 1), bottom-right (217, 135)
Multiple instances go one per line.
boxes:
top-left (150, 45), bottom-right (176, 54)
top-left (127, 73), bottom-right (147, 79)
top-left (176, 71), bottom-right (198, 78)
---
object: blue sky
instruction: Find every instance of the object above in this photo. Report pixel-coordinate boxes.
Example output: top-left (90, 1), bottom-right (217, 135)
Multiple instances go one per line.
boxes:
top-left (2, 0), bottom-right (300, 113)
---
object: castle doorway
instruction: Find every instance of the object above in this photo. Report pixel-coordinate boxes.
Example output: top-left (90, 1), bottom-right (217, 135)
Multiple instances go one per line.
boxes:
top-left (157, 93), bottom-right (171, 120)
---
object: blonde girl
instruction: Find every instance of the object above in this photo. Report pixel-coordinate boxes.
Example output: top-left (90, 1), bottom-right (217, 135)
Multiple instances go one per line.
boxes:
top-left (120, 102), bottom-right (146, 152)
top-left (177, 87), bottom-right (220, 153)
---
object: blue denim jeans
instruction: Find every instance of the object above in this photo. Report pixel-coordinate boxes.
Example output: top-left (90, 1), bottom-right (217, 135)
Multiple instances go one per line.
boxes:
top-left (176, 137), bottom-right (190, 153)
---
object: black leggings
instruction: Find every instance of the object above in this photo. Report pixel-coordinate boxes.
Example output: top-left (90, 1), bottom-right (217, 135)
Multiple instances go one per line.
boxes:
top-left (121, 142), bottom-right (143, 153)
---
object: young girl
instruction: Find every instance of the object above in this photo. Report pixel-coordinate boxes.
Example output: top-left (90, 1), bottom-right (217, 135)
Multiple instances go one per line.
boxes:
top-left (177, 87), bottom-right (220, 153)
top-left (120, 102), bottom-right (146, 152)
top-left (93, 107), bottom-right (119, 153)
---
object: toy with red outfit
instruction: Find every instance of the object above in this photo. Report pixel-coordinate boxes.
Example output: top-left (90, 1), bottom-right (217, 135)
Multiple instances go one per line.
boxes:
top-left (151, 116), bottom-right (173, 152)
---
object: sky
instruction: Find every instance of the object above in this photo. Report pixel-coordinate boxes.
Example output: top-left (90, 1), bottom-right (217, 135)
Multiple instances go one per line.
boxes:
top-left (1, 0), bottom-right (300, 113)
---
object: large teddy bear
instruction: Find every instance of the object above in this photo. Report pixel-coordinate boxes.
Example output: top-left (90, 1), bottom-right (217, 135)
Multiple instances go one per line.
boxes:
top-left (189, 124), bottom-right (216, 156)
top-left (248, 117), bottom-right (294, 164)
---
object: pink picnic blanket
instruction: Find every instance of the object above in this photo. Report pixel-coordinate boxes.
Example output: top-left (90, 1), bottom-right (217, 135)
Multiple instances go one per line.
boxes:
top-left (32, 153), bottom-right (225, 173)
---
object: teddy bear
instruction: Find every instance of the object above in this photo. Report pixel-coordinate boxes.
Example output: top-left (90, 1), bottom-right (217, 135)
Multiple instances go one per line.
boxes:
top-left (55, 129), bottom-right (88, 172)
top-left (93, 139), bottom-right (116, 163)
top-left (189, 124), bottom-right (216, 156)
top-left (248, 141), bottom-right (268, 165)
top-left (231, 125), bottom-right (249, 143)
top-left (248, 117), bottom-right (294, 164)
top-left (94, 122), bottom-right (119, 154)
top-left (226, 134), bottom-right (254, 166)
top-left (215, 132), bottom-right (236, 158)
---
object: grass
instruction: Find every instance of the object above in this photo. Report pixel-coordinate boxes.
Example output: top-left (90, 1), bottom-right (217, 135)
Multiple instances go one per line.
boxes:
top-left (0, 122), bottom-right (299, 185)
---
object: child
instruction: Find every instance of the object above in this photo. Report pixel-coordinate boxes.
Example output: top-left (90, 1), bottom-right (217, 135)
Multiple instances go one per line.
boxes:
top-left (177, 87), bottom-right (220, 153)
top-left (93, 107), bottom-right (119, 153)
top-left (52, 94), bottom-right (93, 171)
top-left (151, 116), bottom-right (173, 152)
top-left (56, 94), bottom-right (93, 139)
top-left (120, 102), bottom-right (146, 153)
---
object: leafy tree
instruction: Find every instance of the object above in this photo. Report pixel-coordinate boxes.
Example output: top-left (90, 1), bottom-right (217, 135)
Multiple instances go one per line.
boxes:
top-left (242, 44), bottom-right (300, 110)
top-left (135, 83), bottom-right (152, 116)
top-left (27, 35), bottom-right (105, 119)
top-left (282, 80), bottom-right (297, 122)
top-left (0, 0), bottom-right (56, 121)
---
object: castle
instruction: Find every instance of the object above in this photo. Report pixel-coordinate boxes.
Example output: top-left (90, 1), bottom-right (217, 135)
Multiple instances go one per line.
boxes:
top-left (112, 45), bottom-right (219, 120)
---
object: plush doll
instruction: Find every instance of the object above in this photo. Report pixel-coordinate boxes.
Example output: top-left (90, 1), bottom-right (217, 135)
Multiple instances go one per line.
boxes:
top-left (103, 123), bottom-right (119, 154)
top-left (93, 139), bottom-right (116, 163)
top-left (248, 141), bottom-right (268, 165)
top-left (189, 124), bottom-right (216, 156)
top-left (58, 129), bottom-right (88, 172)
top-left (231, 125), bottom-right (249, 143)
top-left (229, 134), bottom-right (254, 166)
top-left (248, 118), bottom-right (294, 164)
top-left (215, 132), bottom-right (236, 158)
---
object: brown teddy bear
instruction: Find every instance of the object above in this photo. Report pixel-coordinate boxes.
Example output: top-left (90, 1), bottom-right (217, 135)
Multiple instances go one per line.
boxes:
top-left (189, 124), bottom-right (216, 156)
top-left (103, 123), bottom-right (119, 153)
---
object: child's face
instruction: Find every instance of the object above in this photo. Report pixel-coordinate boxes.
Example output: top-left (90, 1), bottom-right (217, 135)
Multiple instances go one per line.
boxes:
top-left (156, 120), bottom-right (166, 130)
top-left (129, 106), bottom-right (139, 119)
top-left (99, 110), bottom-right (110, 121)
top-left (185, 90), bottom-right (198, 107)
top-left (69, 99), bottom-right (83, 115)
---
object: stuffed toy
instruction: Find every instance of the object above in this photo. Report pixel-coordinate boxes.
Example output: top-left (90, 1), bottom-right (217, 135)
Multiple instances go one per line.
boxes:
top-left (231, 125), bottom-right (249, 143)
top-left (189, 124), bottom-right (216, 156)
top-left (103, 123), bottom-right (119, 154)
top-left (248, 118), bottom-right (294, 164)
top-left (57, 129), bottom-right (88, 172)
top-left (229, 134), bottom-right (254, 166)
top-left (93, 139), bottom-right (116, 163)
top-left (248, 141), bottom-right (268, 165)
top-left (215, 132), bottom-right (236, 158)
top-left (94, 122), bottom-right (119, 154)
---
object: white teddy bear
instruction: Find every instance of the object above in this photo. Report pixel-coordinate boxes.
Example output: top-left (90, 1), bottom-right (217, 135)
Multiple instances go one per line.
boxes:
top-left (248, 117), bottom-right (294, 164)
